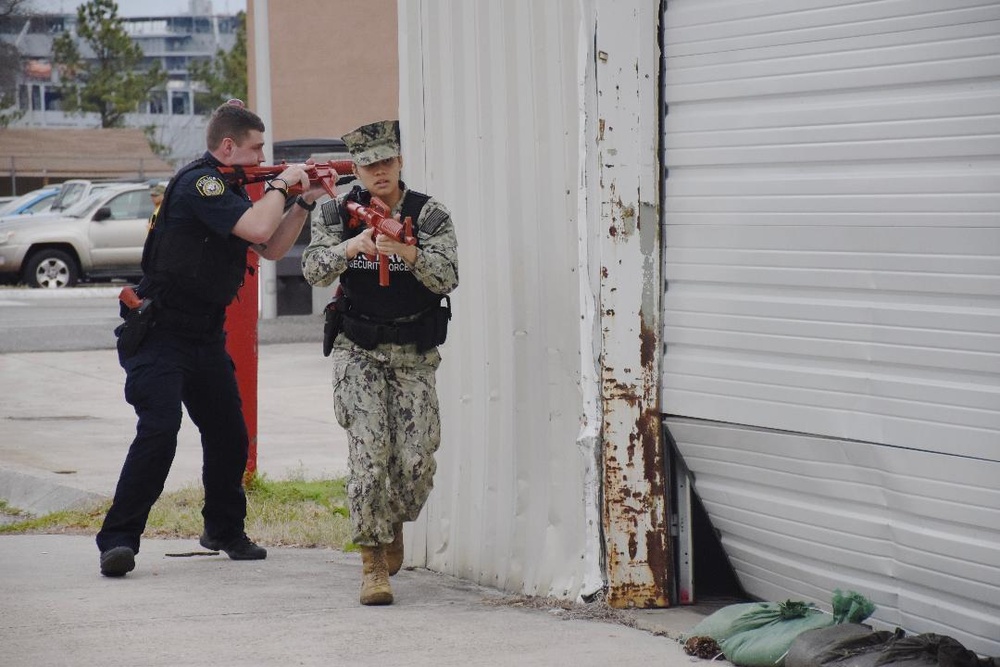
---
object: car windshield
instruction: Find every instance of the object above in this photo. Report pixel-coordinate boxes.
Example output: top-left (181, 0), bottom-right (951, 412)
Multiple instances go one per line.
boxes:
top-left (0, 189), bottom-right (56, 216)
top-left (49, 182), bottom-right (90, 211)
top-left (63, 190), bottom-right (117, 217)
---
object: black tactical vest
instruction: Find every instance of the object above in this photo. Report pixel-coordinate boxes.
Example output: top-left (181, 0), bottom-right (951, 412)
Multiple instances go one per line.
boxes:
top-left (338, 186), bottom-right (439, 321)
top-left (141, 158), bottom-right (251, 308)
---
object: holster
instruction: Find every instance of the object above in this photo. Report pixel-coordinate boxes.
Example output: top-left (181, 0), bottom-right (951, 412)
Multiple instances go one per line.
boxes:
top-left (115, 298), bottom-right (155, 358)
top-left (322, 286), bottom-right (348, 357)
top-left (339, 296), bottom-right (452, 353)
top-left (418, 295), bottom-right (451, 352)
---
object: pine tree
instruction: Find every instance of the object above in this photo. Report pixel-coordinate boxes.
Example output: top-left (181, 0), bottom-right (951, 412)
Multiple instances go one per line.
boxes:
top-left (189, 10), bottom-right (248, 113)
top-left (52, 0), bottom-right (166, 128)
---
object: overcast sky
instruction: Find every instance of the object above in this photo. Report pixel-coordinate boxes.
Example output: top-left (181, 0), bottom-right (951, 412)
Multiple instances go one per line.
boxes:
top-left (29, 0), bottom-right (246, 17)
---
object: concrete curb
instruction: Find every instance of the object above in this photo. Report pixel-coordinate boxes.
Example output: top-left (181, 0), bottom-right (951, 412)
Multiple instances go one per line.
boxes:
top-left (0, 466), bottom-right (107, 516)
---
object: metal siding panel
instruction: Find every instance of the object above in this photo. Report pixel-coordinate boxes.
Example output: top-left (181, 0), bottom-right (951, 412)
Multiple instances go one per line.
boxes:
top-left (668, 418), bottom-right (1000, 654)
top-left (399, 0), bottom-right (594, 600)
top-left (662, 0), bottom-right (1000, 656)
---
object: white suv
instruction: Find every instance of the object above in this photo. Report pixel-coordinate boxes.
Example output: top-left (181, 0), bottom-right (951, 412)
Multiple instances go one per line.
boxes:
top-left (0, 183), bottom-right (155, 288)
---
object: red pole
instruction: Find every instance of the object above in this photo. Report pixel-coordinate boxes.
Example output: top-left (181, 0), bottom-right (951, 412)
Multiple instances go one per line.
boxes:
top-left (225, 181), bottom-right (267, 483)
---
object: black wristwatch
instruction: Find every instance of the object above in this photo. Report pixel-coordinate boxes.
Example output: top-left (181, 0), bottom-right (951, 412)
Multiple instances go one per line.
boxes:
top-left (294, 195), bottom-right (317, 211)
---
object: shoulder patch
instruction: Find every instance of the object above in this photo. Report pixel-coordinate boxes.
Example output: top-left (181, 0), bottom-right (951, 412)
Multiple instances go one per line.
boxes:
top-left (195, 175), bottom-right (226, 197)
top-left (421, 208), bottom-right (449, 235)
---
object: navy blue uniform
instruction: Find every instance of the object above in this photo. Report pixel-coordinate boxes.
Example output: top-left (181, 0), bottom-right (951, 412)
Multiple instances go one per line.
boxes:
top-left (96, 153), bottom-right (255, 555)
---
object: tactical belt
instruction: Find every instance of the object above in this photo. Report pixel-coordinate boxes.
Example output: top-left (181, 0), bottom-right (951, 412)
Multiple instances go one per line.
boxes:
top-left (154, 304), bottom-right (224, 335)
top-left (341, 314), bottom-right (424, 349)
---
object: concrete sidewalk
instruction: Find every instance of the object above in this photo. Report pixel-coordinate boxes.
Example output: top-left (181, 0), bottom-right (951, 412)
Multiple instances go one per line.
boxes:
top-left (0, 341), bottom-right (715, 665)
top-left (0, 342), bottom-right (349, 514)
top-left (0, 534), bottom-right (705, 666)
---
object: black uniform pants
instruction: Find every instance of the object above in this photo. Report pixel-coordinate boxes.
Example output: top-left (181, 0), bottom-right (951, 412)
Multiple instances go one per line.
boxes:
top-left (96, 327), bottom-right (249, 554)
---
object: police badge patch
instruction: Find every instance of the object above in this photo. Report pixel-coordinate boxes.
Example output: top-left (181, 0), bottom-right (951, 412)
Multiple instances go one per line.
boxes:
top-left (195, 175), bottom-right (225, 197)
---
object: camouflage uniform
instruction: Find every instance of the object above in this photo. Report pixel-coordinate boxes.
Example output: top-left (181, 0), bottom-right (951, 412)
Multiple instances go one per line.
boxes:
top-left (302, 120), bottom-right (458, 546)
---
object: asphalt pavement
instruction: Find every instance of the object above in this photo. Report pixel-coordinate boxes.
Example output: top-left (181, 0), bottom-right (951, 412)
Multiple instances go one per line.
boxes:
top-left (0, 288), bottom-right (715, 666)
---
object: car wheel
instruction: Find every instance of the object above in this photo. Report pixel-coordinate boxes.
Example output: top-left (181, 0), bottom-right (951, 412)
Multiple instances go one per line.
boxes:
top-left (23, 249), bottom-right (79, 288)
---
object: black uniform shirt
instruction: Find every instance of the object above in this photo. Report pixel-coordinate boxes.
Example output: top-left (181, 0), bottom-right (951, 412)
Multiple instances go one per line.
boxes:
top-left (163, 152), bottom-right (253, 238)
top-left (147, 152), bottom-right (254, 314)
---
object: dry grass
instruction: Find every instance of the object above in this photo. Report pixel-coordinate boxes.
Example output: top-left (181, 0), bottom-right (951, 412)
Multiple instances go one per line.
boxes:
top-left (0, 474), bottom-right (354, 550)
top-left (482, 590), bottom-right (642, 630)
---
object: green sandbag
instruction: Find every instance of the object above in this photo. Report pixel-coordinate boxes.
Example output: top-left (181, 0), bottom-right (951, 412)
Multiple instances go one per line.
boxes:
top-left (682, 602), bottom-right (775, 642)
top-left (721, 606), bottom-right (834, 667)
top-left (720, 592), bottom-right (876, 667)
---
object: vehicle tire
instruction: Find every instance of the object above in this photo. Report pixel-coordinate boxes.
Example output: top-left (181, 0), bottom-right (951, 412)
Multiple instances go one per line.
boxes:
top-left (23, 249), bottom-right (79, 288)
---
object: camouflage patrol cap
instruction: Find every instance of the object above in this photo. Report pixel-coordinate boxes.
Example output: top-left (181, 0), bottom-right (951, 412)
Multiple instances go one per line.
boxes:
top-left (342, 120), bottom-right (401, 166)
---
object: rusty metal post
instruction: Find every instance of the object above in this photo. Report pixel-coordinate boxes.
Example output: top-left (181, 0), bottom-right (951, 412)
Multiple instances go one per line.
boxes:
top-left (595, 0), bottom-right (670, 608)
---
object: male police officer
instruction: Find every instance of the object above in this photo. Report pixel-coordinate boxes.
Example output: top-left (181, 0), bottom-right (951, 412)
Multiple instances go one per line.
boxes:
top-left (302, 120), bottom-right (458, 605)
top-left (96, 100), bottom-right (327, 577)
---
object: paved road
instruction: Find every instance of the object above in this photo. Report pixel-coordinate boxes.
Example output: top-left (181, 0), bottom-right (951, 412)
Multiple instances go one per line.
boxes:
top-left (0, 284), bottom-right (324, 353)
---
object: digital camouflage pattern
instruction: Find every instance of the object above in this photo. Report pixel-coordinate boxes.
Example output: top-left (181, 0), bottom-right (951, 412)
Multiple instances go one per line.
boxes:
top-left (330, 339), bottom-right (442, 545)
top-left (342, 120), bottom-right (401, 167)
top-left (301, 170), bottom-right (458, 548)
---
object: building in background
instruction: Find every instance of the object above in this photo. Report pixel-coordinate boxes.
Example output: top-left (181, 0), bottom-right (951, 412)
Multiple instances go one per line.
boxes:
top-left (246, 0), bottom-right (398, 142)
top-left (245, 0), bottom-right (399, 317)
top-left (1, 0), bottom-right (240, 165)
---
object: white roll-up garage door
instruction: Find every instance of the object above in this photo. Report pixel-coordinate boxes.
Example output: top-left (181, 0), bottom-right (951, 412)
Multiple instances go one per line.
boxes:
top-left (661, 0), bottom-right (1000, 656)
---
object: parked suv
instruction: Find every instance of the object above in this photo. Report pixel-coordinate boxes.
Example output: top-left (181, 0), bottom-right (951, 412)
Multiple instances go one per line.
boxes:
top-left (0, 183), bottom-right (154, 288)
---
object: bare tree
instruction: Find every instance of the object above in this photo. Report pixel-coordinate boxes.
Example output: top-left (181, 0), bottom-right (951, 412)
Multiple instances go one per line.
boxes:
top-left (0, 0), bottom-right (28, 127)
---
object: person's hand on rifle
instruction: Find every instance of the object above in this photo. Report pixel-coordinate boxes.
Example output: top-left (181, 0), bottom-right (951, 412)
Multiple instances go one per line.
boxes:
top-left (274, 159), bottom-right (328, 207)
top-left (375, 222), bottom-right (418, 266)
top-left (347, 227), bottom-right (377, 260)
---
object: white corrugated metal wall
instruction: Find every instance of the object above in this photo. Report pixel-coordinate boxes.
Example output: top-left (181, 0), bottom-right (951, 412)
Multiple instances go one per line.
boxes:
top-left (661, 0), bottom-right (1000, 655)
top-left (398, 0), bottom-right (605, 598)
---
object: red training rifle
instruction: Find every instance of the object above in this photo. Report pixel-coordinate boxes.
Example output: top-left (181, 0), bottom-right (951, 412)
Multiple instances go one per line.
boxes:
top-left (219, 160), bottom-right (415, 287)
top-left (218, 160), bottom-right (355, 198)
top-left (345, 196), bottom-right (417, 287)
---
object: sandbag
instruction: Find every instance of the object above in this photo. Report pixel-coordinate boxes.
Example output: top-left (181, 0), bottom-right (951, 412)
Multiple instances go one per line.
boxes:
top-left (787, 626), bottom-right (1000, 667)
top-left (719, 592), bottom-right (875, 667)
top-left (785, 624), bottom-right (899, 667)
top-left (682, 602), bottom-right (775, 643)
top-left (720, 602), bottom-right (836, 667)
top-left (876, 634), bottom-right (1000, 667)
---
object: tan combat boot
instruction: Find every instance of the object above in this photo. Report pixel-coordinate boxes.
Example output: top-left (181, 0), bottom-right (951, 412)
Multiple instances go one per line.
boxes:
top-left (386, 522), bottom-right (404, 576)
top-left (359, 545), bottom-right (393, 605)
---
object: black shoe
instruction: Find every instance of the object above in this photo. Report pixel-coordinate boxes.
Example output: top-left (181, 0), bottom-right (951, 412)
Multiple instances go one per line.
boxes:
top-left (100, 546), bottom-right (136, 577)
top-left (199, 533), bottom-right (267, 560)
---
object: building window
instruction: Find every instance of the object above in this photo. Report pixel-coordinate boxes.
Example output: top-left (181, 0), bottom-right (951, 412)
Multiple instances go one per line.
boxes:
top-left (148, 91), bottom-right (166, 114)
top-left (43, 87), bottom-right (62, 111)
top-left (171, 91), bottom-right (190, 115)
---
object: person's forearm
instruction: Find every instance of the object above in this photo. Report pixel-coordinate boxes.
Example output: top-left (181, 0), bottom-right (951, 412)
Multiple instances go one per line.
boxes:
top-left (232, 188), bottom-right (290, 244)
top-left (254, 204), bottom-right (310, 260)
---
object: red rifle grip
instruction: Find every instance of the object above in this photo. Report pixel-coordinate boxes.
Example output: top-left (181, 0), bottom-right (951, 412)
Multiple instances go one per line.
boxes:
top-left (378, 253), bottom-right (390, 287)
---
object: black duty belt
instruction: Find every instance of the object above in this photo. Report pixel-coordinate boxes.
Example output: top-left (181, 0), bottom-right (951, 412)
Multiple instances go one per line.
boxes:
top-left (341, 314), bottom-right (425, 349)
top-left (154, 304), bottom-right (224, 335)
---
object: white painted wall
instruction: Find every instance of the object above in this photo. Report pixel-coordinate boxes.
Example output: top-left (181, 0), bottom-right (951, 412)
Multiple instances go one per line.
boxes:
top-left (661, 0), bottom-right (1000, 655)
top-left (398, 0), bottom-right (604, 599)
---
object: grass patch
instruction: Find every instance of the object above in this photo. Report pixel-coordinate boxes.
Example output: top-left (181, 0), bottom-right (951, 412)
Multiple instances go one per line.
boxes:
top-left (0, 474), bottom-right (354, 550)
